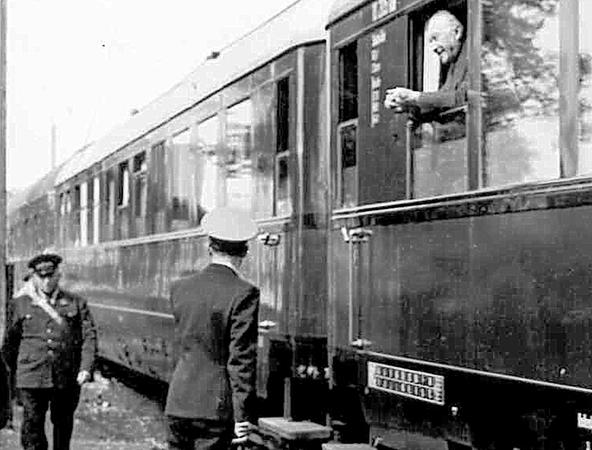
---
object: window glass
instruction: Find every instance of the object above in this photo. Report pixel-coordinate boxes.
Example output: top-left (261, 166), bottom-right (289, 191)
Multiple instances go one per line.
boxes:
top-left (483, 1), bottom-right (560, 186)
top-left (276, 78), bottom-right (291, 216)
top-left (410, 6), bottom-right (467, 198)
top-left (339, 122), bottom-right (358, 207)
top-left (339, 42), bottom-right (358, 122)
top-left (118, 161), bottom-right (130, 207)
top-left (197, 116), bottom-right (219, 214)
top-left (578, 0), bottom-right (592, 174)
top-left (225, 100), bottom-right (253, 211)
top-left (170, 130), bottom-right (193, 222)
top-left (92, 176), bottom-right (100, 244)
top-left (80, 181), bottom-right (88, 246)
top-left (133, 151), bottom-right (147, 218)
top-left (338, 41), bottom-right (359, 207)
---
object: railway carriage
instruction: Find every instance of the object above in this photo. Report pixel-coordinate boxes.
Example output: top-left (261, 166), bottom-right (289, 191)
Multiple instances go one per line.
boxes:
top-left (327, 0), bottom-right (592, 448)
top-left (8, 0), bottom-right (332, 421)
top-left (7, 0), bottom-right (592, 448)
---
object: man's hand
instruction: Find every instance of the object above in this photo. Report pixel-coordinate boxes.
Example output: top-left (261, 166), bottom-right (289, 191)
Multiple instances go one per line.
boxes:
top-left (76, 370), bottom-right (91, 385)
top-left (384, 87), bottom-right (421, 111)
top-left (232, 421), bottom-right (251, 443)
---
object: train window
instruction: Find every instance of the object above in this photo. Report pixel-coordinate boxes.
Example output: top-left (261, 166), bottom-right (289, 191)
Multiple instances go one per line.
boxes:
top-left (482, 1), bottom-right (560, 187)
top-left (339, 41), bottom-right (358, 123)
top-left (92, 176), bottom-right (100, 244)
top-left (225, 100), bottom-right (253, 212)
top-left (151, 141), bottom-right (167, 233)
top-left (197, 116), bottom-right (219, 213)
top-left (170, 129), bottom-right (193, 224)
top-left (338, 41), bottom-right (359, 207)
top-left (578, 0), bottom-right (592, 174)
top-left (133, 151), bottom-right (147, 218)
top-left (80, 181), bottom-right (88, 246)
top-left (275, 77), bottom-right (291, 216)
top-left (117, 161), bottom-right (130, 207)
top-left (409, 3), bottom-right (467, 198)
top-left (107, 171), bottom-right (115, 226)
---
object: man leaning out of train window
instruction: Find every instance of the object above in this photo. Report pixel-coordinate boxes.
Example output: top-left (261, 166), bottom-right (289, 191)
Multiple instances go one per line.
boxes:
top-left (384, 9), bottom-right (467, 124)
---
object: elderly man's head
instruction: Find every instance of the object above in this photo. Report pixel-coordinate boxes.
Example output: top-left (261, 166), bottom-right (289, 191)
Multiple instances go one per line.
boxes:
top-left (426, 10), bottom-right (464, 65)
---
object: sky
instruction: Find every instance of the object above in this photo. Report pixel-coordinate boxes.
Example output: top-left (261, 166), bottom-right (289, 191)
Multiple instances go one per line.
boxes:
top-left (6, 0), bottom-right (297, 191)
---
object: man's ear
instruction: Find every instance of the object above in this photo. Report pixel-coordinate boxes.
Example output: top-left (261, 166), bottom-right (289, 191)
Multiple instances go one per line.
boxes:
top-left (454, 25), bottom-right (463, 41)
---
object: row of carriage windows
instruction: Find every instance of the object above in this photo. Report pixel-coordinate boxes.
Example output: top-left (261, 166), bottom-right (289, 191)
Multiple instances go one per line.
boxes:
top-left (337, 0), bottom-right (592, 205)
top-left (39, 77), bottom-right (292, 247)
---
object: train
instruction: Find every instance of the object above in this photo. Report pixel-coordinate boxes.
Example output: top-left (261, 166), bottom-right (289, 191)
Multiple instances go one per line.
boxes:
top-left (7, 0), bottom-right (592, 448)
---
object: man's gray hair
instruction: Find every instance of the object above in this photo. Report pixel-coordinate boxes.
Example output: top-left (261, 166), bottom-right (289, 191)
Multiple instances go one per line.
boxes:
top-left (427, 10), bottom-right (464, 36)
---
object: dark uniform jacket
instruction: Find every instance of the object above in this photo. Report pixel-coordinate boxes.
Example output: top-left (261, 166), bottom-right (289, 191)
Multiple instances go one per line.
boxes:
top-left (416, 41), bottom-right (468, 117)
top-left (2, 289), bottom-right (97, 389)
top-left (165, 263), bottom-right (260, 423)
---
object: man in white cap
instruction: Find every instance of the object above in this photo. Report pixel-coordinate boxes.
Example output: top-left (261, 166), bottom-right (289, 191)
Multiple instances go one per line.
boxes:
top-left (164, 207), bottom-right (260, 450)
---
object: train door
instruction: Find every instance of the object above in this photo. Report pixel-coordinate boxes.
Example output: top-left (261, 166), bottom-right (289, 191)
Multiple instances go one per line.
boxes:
top-left (255, 229), bottom-right (291, 416)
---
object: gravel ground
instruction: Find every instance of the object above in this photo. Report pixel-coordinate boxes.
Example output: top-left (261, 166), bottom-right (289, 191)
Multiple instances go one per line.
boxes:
top-left (0, 372), bottom-right (168, 449)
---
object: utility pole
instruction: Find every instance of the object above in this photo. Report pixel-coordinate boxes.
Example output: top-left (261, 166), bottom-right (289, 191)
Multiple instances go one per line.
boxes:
top-left (0, 0), bottom-right (7, 343)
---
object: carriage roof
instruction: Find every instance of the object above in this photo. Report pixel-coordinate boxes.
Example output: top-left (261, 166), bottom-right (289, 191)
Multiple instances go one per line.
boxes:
top-left (327, 0), bottom-right (369, 26)
top-left (55, 0), bottom-right (332, 187)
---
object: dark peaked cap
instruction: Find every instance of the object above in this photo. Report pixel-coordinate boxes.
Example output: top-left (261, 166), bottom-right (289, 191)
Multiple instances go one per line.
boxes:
top-left (27, 253), bottom-right (62, 276)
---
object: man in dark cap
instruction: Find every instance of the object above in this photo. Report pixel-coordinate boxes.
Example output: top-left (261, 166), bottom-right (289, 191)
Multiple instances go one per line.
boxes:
top-left (165, 208), bottom-right (260, 450)
top-left (2, 253), bottom-right (97, 450)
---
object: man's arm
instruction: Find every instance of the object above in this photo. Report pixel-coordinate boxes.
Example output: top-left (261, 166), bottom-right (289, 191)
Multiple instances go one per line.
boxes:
top-left (227, 286), bottom-right (259, 423)
top-left (78, 297), bottom-right (98, 375)
top-left (1, 297), bottom-right (21, 373)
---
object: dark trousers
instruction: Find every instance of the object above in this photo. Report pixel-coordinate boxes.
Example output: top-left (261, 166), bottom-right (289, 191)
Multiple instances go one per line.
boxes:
top-left (166, 415), bottom-right (232, 450)
top-left (19, 387), bottom-right (81, 450)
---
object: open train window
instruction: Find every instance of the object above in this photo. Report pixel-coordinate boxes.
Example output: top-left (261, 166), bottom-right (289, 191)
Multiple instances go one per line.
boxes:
top-left (338, 41), bottom-right (358, 207)
top-left (408, 1), bottom-right (468, 198)
top-left (275, 77), bottom-right (291, 216)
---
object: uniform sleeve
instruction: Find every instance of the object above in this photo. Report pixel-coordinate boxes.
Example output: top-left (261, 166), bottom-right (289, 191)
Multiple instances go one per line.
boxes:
top-left (78, 298), bottom-right (98, 373)
top-left (1, 297), bottom-right (22, 373)
top-left (227, 286), bottom-right (259, 423)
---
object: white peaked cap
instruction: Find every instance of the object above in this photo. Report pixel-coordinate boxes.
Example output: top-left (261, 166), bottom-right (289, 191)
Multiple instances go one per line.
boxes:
top-left (201, 207), bottom-right (259, 242)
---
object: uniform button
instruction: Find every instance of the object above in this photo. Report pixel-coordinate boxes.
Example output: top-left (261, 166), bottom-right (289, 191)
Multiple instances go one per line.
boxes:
top-left (47, 339), bottom-right (53, 344)
top-left (47, 350), bottom-right (54, 355)
top-left (46, 329), bottom-right (52, 333)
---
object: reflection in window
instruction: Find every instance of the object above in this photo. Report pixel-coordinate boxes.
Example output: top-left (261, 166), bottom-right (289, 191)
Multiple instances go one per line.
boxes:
top-left (226, 101), bottom-right (253, 211)
top-left (339, 121), bottom-right (358, 207)
top-left (339, 42), bottom-right (358, 123)
top-left (133, 151), bottom-right (147, 218)
top-left (118, 161), bottom-right (130, 207)
top-left (171, 129), bottom-right (197, 225)
top-left (276, 78), bottom-right (291, 216)
top-left (197, 116), bottom-right (219, 213)
top-left (92, 176), bottom-right (100, 244)
top-left (338, 41), bottom-right (359, 207)
top-left (483, 2), bottom-right (560, 186)
top-left (80, 182), bottom-right (88, 246)
top-left (411, 8), bottom-right (467, 198)
top-left (579, 0), bottom-right (592, 174)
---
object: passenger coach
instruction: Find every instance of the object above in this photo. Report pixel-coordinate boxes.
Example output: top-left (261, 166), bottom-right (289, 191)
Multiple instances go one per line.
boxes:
top-left (327, 0), bottom-right (592, 448)
top-left (8, 0), bottom-right (332, 421)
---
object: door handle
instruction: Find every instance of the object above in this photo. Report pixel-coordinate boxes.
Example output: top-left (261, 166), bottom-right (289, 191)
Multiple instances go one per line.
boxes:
top-left (258, 320), bottom-right (277, 331)
top-left (351, 338), bottom-right (373, 350)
